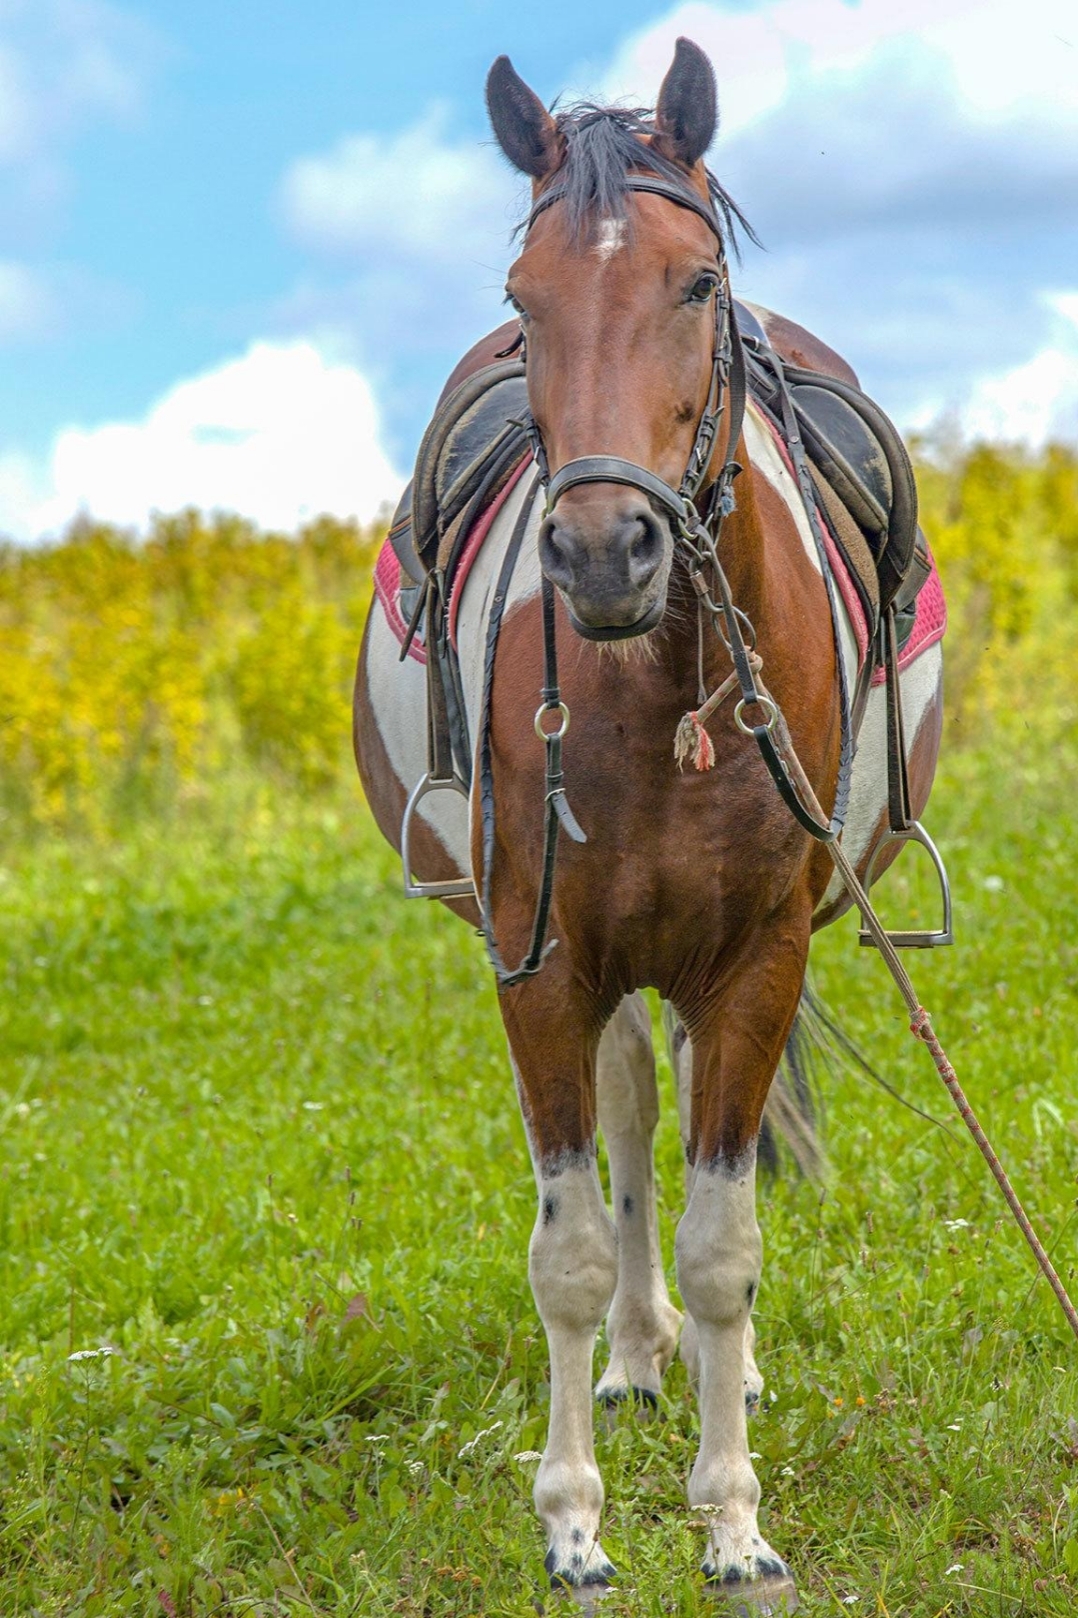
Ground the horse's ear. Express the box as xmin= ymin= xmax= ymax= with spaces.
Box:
xmin=654 ymin=37 xmax=717 ymax=168
xmin=486 ymin=55 xmax=560 ymax=179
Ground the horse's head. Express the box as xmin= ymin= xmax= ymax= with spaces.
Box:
xmin=487 ymin=39 xmax=736 ymax=641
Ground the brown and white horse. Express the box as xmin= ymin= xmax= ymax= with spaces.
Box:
xmin=354 ymin=39 xmax=942 ymax=1608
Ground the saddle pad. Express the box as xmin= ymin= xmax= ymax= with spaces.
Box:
xmin=375 ymin=438 xmax=945 ymax=687
xmin=756 ymin=407 xmax=945 ymax=684
xmin=374 ymin=452 xmax=532 ymax=666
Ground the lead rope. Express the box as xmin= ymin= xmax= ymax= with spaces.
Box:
xmin=765 ymin=712 xmax=1078 ymax=1344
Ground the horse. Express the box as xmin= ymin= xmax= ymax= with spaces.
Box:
xmin=354 ymin=38 xmax=944 ymax=1609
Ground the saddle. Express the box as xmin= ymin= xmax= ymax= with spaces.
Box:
xmin=392 ymin=313 xmax=949 ymax=944
xmin=389 ymin=360 xmax=529 ymax=591
xmin=742 ymin=340 xmax=930 ymax=646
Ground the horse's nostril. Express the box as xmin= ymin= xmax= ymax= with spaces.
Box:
xmin=626 ymin=510 xmax=665 ymax=588
xmin=539 ymin=517 xmax=577 ymax=591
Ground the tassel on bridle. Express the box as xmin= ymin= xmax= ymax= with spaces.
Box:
xmin=674 ymin=711 xmax=716 ymax=771
xmin=673 ymin=651 xmax=762 ymax=773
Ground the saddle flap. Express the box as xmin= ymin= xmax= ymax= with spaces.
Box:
xmin=747 ymin=348 xmax=922 ymax=619
xmin=435 ymin=374 xmax=530 ymax=517
xmin=387 ymin=479 xmax=426 ymax=587
xmin=411 ymin=359 xmax=528 ymax=572
xmin=790 ymin=384 xmax=891 ymax=544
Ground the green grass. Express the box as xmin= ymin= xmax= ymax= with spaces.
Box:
xmin=1 ymin=744 xmax=1076 ymax=1617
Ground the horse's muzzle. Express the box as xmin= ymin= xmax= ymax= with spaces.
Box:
xmin=539 ymin=498 xmax=670 ymax=639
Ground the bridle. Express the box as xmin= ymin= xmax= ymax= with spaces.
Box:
xmin=479 ymin=171 xmax=852 ymax=989
xmin=522 ymin=174 xmax=743 ymax=537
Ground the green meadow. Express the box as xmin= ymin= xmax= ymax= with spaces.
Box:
xmin=1 ymin=453 xmax=1077 ymax=1615
xmin=0 ymin=745 xmax=1075 ymax=1617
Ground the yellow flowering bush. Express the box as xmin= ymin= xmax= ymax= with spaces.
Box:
xmin=912 ymin=438 xmax=1078 ymax=736
xmin=0 ymin=439 xmax=1073 ymax=837
xmin=0 ymin=510 xmax=381 ymax=835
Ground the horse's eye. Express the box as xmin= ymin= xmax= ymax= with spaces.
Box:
xmin=687 ymin=275 xmax=717 ymax=304
xmin=506 ymin=292 xmax=530 ymax=323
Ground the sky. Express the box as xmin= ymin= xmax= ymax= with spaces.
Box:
xmin=1 ymin=0 xmax=1076 ymax=541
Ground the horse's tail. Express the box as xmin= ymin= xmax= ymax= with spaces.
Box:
xmin=665 ymin=987 xmax=844 ymax=1182
xmin=759 ymin=992 xmax=826 ymax=1180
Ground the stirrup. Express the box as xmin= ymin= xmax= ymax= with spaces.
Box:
xmin=401 ymin=773 xmax=476 ymax=900
xmin=857 ymin=820 xmax=954 ymax=948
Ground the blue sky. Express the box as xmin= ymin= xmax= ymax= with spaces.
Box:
xmin=1 ymin=0 xmax=1076 ymax=538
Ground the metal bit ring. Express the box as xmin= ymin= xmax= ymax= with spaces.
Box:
xmin=535 ymin=702 xmax=570 ymax=741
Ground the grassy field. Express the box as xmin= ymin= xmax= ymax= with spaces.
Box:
xmin=1 ymin=731 xmax=1076 ymax=1617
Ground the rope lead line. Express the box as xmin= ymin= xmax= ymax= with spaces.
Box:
xmin=767 ymin=697 xmax=1078 ymax=1345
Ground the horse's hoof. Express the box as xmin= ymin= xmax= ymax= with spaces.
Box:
xmin=595 ymin=1385 xmax=653 ymax=1410
xmin=596 ymin=1384 xmax=659 ymax=1429
xmin=545 ymin=1565 xmax=616 ymax=1612
xmin=705 ymin=1569 xmax=799 ymax=1614
xmin=554 ymin=1581 xmax=614 ymax=1611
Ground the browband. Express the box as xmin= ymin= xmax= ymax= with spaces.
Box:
xmin=527 ymin=174 xmax=725 ymax=246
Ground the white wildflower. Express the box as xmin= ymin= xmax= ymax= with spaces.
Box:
xmin=945 ymin=1563 xmax=964 ymax=1576
xmin=513 ymin=1450 xmax=543 ymax=1464
xmin=943 ymin=1218 xmax=970 ymax=1231
xmin=68 ymin=1346 xmax=118 ymax=1363
xmin=457 ymin=1419 xmax=503 ymax=1458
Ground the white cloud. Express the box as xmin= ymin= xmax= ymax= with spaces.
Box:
xmin=268 ymin=1 xmax=1078 ymax=454
xmin=602 ymin=0 xmax=1076 ymax=138
xmin=0 ymin=341 xmax=405 ymax=543
xmin=281 ymin=106 xmax=518 ymax=264
xmin=276 ymin=108 xmax=525 ymax=420
xmin=952 ymin=294 xmax=1078 ymax=444
xmin=593 ymin=0 xmax=1078 ymax=436
xmin=0 ymin=1 xmax=156 ymax=169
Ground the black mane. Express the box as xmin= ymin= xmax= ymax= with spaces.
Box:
xmin=522 ymin=103 xmax=758 ymax=257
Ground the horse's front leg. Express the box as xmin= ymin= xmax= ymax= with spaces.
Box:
xmin=675 ymin=929 xmax=807 ymax=1606
xmin=594 ymin=992 xmax=682 ymax=1411
xmin=673 ymin=1020 xmax=764 ymax=1412
xmin=502 ymin=981 xmax=619 ymax=1594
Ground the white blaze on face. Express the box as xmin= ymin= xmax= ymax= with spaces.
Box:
xmin=595 ymin=218 xmax=627 ymax=260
